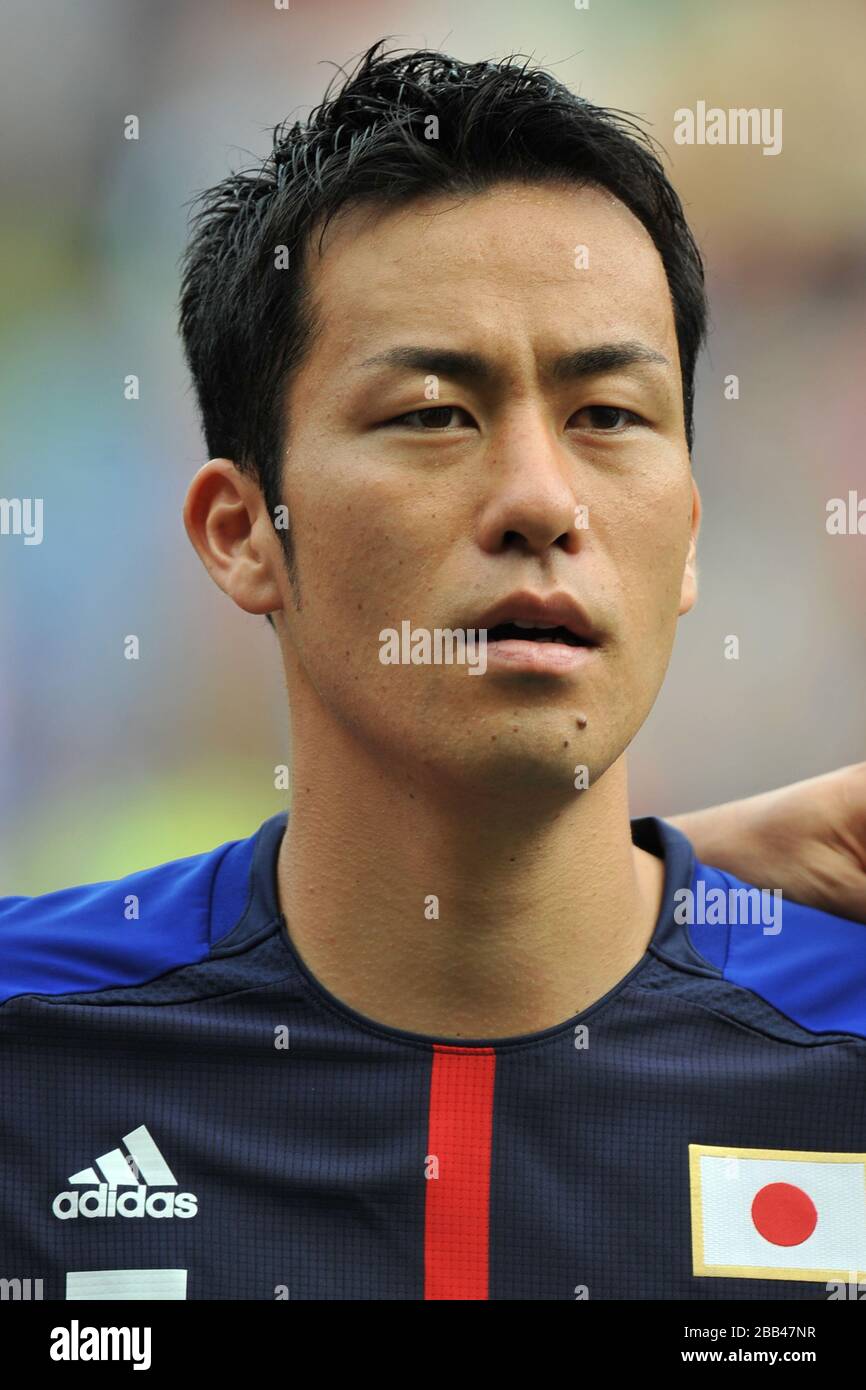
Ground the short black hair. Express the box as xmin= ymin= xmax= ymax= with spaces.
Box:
xmin=179 ymin=37 xmax=708 ymax=558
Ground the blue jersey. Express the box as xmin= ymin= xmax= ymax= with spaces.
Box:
xmin=2 ymin=813 xmax=866 ymax=1301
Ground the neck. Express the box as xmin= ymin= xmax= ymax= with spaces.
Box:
xmin=276 ymin=718 xmax=665 ymax=1041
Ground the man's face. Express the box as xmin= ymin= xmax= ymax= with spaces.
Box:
xmin=274 ymin=180 xmax=699 ymax=796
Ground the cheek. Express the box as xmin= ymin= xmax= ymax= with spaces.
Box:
xmin=287 ymin=463 xmax=451 ymax=661
xmin=601 ymin=478 xmax=692 ymax=640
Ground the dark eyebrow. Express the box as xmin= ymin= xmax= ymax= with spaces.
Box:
xmin=550 ymin=341 xmax=670 ymax=380
xmin=356 ymin=340 xmax=670 ymax=384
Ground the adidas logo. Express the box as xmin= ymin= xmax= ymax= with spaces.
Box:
xmin=51 ymin=1125 xmax=198 ymax=1220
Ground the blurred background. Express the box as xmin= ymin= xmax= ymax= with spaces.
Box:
xmin=1 ymin=0 xmax=864 ymax=893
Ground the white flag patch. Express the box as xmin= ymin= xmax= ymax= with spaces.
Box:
xmin=689 ymin=1143 xmax=866 ymax=1281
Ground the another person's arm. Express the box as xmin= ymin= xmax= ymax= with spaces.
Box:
xmin=668 ymin=762 xmax=866 ymax=923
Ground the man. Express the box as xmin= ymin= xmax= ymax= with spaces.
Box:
xmin=1 ymin=41 xmax=864 ymax=1301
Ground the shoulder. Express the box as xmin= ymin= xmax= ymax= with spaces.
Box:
xmin=0 ymin=827 xmax=262 ymax=1006
xmin=686 ymin=856 xmax=866 ymax=1038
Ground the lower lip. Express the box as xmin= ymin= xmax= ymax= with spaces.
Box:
xmin=483 ymin=639 xmax=599 ymax=674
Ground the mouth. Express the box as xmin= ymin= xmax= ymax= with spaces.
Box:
xmin=472 ymin=592 xmax=603 ymax=675
xmin=484 ymin=621 xmax=592 ymax=648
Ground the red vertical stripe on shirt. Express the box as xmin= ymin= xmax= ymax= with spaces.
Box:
xmin=424 ymin=1043 xmax=496 ymax=1300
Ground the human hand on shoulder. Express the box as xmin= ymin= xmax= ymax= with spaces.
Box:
xmin=668 ymin=762 xmax=866 ymax=924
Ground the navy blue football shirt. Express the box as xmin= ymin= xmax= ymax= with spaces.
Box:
xmin=2 ymin=813 xmax=866 ymax=1300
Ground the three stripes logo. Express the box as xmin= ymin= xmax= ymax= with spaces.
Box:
xmin=52 ymin=1125 xmax=198 ymax=1221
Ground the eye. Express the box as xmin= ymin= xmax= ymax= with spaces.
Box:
xmin=569 ymin=406 xmax=644 ymax=431
xmin=382 ymin=405 xmax=475 ymax=430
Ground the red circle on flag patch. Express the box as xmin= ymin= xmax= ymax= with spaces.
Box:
xmin=751 ymin=1182 xmax=818 ymax=1246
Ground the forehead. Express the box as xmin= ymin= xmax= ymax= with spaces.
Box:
xmin=303 ymin=181 xmax=678 ymax=373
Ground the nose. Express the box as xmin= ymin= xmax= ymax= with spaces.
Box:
xmin=475 ymin=409 xmax=583 ymax=558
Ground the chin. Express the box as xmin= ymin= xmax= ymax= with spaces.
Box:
xmin=437 ymin=739 xmax=605 ymax=800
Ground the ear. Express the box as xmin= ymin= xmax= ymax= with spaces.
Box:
xmin=183 ymin=458 xmax=283 ymax=616
xmin=678 ymin=477 xmax=701 ymax=617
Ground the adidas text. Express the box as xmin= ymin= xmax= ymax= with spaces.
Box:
xmin=52 ymin=1184 xmax=198 ymax=1219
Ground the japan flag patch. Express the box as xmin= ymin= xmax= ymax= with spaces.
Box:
xmin=689 ymin=1143 xmax=866 ymax=1282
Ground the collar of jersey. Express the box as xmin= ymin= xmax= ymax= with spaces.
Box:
xmin=213 ymin=809 xmax=715 ymax=1046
